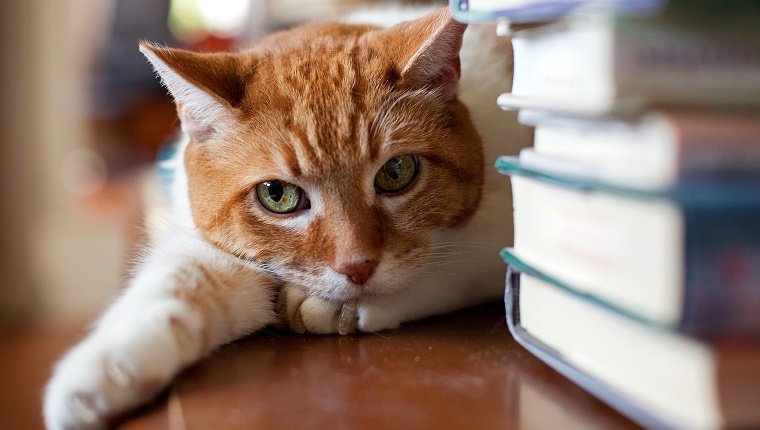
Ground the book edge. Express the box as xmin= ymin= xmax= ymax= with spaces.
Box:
xmin=504 ymin=267 xmax=679 ymax=430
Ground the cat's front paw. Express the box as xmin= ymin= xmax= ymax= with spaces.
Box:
xmin=278 ymin=284 xmax=358 ymax=335
xmin=45 ymin=313 xmax=188 ymax=429
xmin=277 ymin=284 xmax=404 ymax=334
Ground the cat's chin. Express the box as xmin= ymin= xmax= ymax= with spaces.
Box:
xmin=305 ymin=277 xmax=404 ymax=304
xmin=310 ymin=283 xmax=381 ymax=303
xmin=292 ymin=262 xmax=408 ymax=303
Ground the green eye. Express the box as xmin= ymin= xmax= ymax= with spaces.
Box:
xmin=256 ymin=180 xmax=308 ymax=214
xmin=374 ymin=155 xmax=419 ymax=194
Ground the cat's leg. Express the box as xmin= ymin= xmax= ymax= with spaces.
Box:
xmin=44 ymin=231 xmax=278 ymax=430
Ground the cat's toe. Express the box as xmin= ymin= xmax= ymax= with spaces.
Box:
xmin=338 ymin=302 xmax=358 ymax=335
xmin=298 ymin=296 xmax=344 ymax=334
xmin=278 ymin=284 xmax=307 ymax=333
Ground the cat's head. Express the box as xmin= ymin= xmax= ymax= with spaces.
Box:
xmin=141 ymin=7 xmax=483 ymax=301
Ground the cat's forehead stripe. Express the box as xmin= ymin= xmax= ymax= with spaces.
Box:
xmin=262 ymin=45 xmax=385 ymax=172
xmin=280 ymin=141 xmax=302 ymax=177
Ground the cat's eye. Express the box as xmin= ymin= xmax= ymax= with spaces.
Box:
xmin=256 ymin=180 xmax=309 ymax=214
xmin=374 ymin=155 xmax=419 ymax=194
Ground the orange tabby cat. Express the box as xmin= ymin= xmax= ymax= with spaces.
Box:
xmin=44 ymin=7 xmax=530 ymax=429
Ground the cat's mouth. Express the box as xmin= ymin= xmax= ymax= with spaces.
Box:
xmin=226 ymin=248 xmax=405 ymax=301
xmin=315 ymin=278 xmax=389 ymax=302
xmin=308 ymin=263 xmax=404 ymax=303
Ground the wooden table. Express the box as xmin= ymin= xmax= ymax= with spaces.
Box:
xmin=116 ymin=303 xmax=638 ymax=430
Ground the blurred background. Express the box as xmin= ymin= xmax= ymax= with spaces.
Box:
xmin=0 ymin=1 xmax=439 ymax=427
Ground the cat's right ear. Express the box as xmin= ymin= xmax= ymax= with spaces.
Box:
xmin=139 ymin=42 xmax=248 ymax=140
xmin=367 ymin=7 xmax=467 ymax=99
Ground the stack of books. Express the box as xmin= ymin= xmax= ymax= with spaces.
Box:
xmin=454 ymin=1 xmax=760 ymax=428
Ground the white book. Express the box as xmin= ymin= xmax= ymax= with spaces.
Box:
xmin=507 ymin=270 xmax=760 ymax=430
xmin=498 ymin=156 xmax=760 ymax=334
xmin=510 ymin=173 xmax=685 ymax=326
xmin=518 ymin=111 xmax=760 ymax=190
xmin=500 ymin=10 xmax=760 ymax=114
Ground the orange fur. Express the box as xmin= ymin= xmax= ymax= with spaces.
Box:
xmin=44 ymin=9 xmax=525 ymax=428
xmin=145 ymin=10 xmax=483 ymax=298
xmin=143 ymin=8 xmax=487 ymax=300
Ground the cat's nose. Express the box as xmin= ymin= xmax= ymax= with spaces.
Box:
xmin=337 ymin=259 xmax=378 ymax=285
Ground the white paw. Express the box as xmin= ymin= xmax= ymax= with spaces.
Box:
xmin=356 ymin=301 xmax=401 ymax=333
xmin=44 ymin=308 xmax=191 ymax=429
xmin=278 ymin=284 xmax=401 ymax=334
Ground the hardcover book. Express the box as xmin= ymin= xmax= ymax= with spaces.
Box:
xmin=498 ymin=5 xmax=760 ymax=114
xmin=497 ymin=157 xmax=760 ymax=335
xmin=504 ymin=266 xmax=760 ymax=430
xmin=516 ymin=110 xmax=760 ymax=190
xmin=449 ymin=0 xmax=661 ymax=23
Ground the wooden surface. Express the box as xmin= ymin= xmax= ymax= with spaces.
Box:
xmin=114 ymin=303 xmax=639 ymax=430
xmin=0 ymin=325 xmax=86 ymax=429
xmin=0 ymin=303 xmax=639 ymax=429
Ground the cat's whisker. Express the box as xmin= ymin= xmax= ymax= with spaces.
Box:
xmin=429 ymin=244 xmax=496 ymax=252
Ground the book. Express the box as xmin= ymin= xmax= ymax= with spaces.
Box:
xmin=504 ymin=266 xmax=760 ymax=430
xmin=516 ymin=110 xmax=760 ymax=190
xmin=496 ymin=157 xmax=760 ymax=335
xmin=498 ymin=5 xmax=760 ymax=114
xmin=449 ymin=0 xmax=661 ymax=24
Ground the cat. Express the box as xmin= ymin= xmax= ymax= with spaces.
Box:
xmin=44 ymin=6 xmax=531 ymax=429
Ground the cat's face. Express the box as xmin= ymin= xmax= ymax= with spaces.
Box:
xmin=142 ymin=8 xmax=483 ymax=301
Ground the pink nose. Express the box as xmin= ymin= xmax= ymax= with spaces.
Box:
xmin=337 ymin=259 xmax=378 ymax=285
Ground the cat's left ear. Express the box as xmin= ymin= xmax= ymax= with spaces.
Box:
xmin=139 ymin=43 xmax=249 ymax=140
xmin=369 ymin=7 xmax=467 ymax=99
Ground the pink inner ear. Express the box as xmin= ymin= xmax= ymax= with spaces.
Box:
xmin=409 ymin=44 xmax=462 ymax=99
xmin=436 ymin=54 xmax=461 ymax=96
xmin=176 ymin=102 xmax=215 ymax=140
xmin=399 ymin=13 xmax=467 ymax=98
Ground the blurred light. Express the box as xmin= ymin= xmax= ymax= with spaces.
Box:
xmin=169 ymin=0 xmax=250 ymax=44
xmin=169 ymin=0 xmax=206 ymax=44
xmin=199 ymin=0 xmax=250 ymax=37
xmin=60 ymin=148 xmax=108 ymax=198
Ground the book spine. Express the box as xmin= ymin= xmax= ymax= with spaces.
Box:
xmin=678 ymin=182 xmax=760 ymax=336
xmin=614 ymin=19 xmax=760 ymax=107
